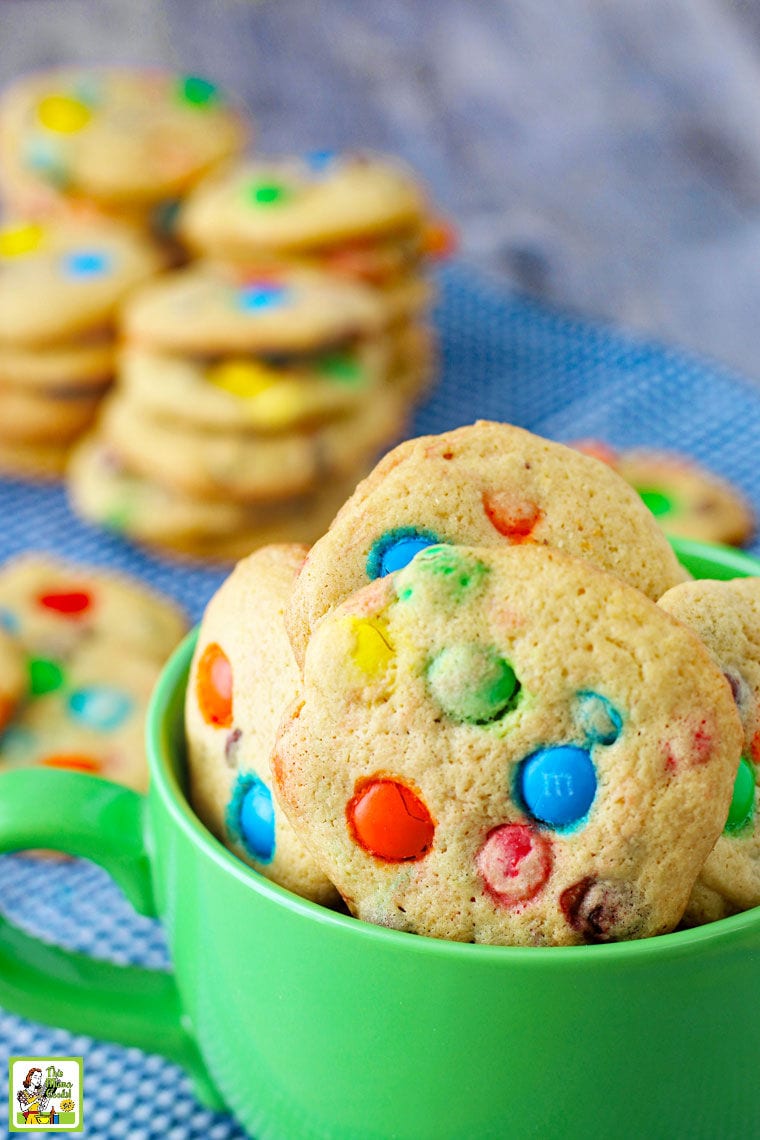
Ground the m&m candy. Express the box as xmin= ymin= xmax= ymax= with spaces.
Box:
xmin=196 ymin=642 xmax=233 ymax=728
xmin=724 ymin=756 xmax=755 ymax=834
xmin=347 ymin=617 xmax=393 ymax=678
xmin=37 ymin=588 xmax=92 ymax=617
xmin=238 ymin=776 xmax=276 ymax=863
xmin=476 ymin=823 xmax=553 ymax=905
xmin=347 ymin=777 xmax=434 ymax=862
xmin=366 ymin=527 xmax=440 ymax=579
xmin=427 ymin=645 xmax=520 ymax=724
xmin=517 ymin=745 xmax=597 ymax=830
xmin=37 ymin=94 xmax=92 ymax=133
xmin=0 ymin=223 xmax=45 ymax=258
xmin=62 ymin=250 xmax=111 ymax=278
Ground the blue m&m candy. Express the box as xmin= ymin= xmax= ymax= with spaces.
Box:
xmin=305 ymin=149 xmax=337 ymax=173
xmin=68 ymin=686 xmax=133 ymax=731
xmin=238 ymin=775 xmax=276 ymax=863
xmin=63 ymin=250 xmax=111 ymax=278
xmin=517 ymin=745 xmax=597 ymax=830
xmin=24 ymin=136 xmax=68 ymax=184
xmin=0 ymin=607 xmax=19 ymax=635
xmin=575 ymin=691 xmax=622 ymax=746
xmin=0 ymin=724 xmax=35 ymax=762
xmin=366 ymin=527 xmax=441 ymax=579
xmin=237 ymin=283 xmax=289 ymax=312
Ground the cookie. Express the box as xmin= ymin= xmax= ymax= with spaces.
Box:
xmin=318 ymin=231 xmax=426 ymax=287
xmin=0 ymin=67 xmax=245 ymax=214
xmin=122 ymin=263 xmax=386 ymax=356
xmin=186 ymin=544 xmax=339 ymax=903
xmin=0 ymin=553 xmax=187 ymax=662
xmin=0 ymin=627 xmax=26 ymax=731
xmin=0 ymin=337 xmax=115 ymax=391
xmin=571 ymin=441 xmax=755 ymax=547
xmin=376 ymin=274 xmax=435 ymax=326
xmin=0 ymin=383 xmax=101 ymax=444
xmin=97 ymin=383 xmax=407 ymax=503
xmin=0 ymin=218 xmax=161 ymax=347
xmin=180 ymin=152 xmax=427 ymax=262
xmin=274 ymin=543 xmax=742 ymax=945
xmin=658 ymin=577 xmax=760 ymax=921
xmin=68 ymin=439 xmax=374 ymax=560
xmin=389 ymin=322 xmax=437 ymax=398
xmin=118 ymin=340 xmax=388 ymax=433
xmin=0 ymin=437 xmax=71 ymax=480
xmin=287 ymin=422 xmax=690 ymax=666
xmin=615 ymin=449 xmax=754 ymax=547
xmin=0 ymin=637 xmax=163 ymax=793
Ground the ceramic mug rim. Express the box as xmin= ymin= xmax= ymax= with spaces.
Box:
xmin=149 ymin=538 xmax=760 ymax=967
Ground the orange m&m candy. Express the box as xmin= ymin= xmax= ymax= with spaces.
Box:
xmin=347 ymin=777 xmax=435 ymax=862
xmin=196 ymin=641 xmax=233 ymax=728
xmin=41 ymin=753 xmax=102 ymax=774
xmin=422 ymin=219 xmax=458 ymax=259
xmin=482 ymin=491 xmax=542 ymax=541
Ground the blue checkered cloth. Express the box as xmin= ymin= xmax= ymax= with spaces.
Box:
xmin=1 ymin=262 xmax=759 ymax=1139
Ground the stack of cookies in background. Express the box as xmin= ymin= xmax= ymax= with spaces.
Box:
xmin=0 ymin=218 xmax=160 ymax=477
xmin=179 ymin=152 xmax=445 ymax=399
xmin=70 ymin=261 xmax=410 ymax=559
xmin=69 ymin=151 xmax=446 ymax=560
xmin=0 ymin=67 xmax=447 ymax=560
xmin=0 ymin=66 xmax=246 ymax=478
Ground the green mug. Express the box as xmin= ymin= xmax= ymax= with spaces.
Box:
xmin=1 ymin=536 xmax=760 ymax=1140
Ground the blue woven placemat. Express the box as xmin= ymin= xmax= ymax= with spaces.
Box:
xmin=1 ymin=261 xmax=759 ymax=1139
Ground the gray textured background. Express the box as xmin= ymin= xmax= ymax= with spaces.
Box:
xmin=4 ymin=0 xmax=760 ymax=378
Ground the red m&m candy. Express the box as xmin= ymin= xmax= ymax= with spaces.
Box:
xmin=37 ymin=588 xmax=92 ymax=617
xmin=476 ymin=823 xmax=552 ymax=905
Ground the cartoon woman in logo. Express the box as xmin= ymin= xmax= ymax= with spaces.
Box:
xmin=16 ymin=1067 xmax=51 ymax=1125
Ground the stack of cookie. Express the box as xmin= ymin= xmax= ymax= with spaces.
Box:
xmin=0 ymin=553 xmax=187 ymax=792
xmin=184 ymin=421 xmax=759 ymax=948
xmin=0 ymin=69 xmax=447 ymax=552
xmin=0 ymin=66 xmax=247 ymax=477
xmin=179 ymin=151 xmax=445 ymax=399
xmin=68 ymin=150 xmax=446 ymax=559
xmin=69 ymin=261 xmax=410 ymax=559
xmin=0 ymin=217 xmax=160 ymax=477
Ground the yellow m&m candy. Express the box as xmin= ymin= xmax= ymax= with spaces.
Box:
xmin=0 ymin=222 xmax=45 ymax=258
xmin=207 ymin=359 xmax=279 ymax=399
xmin=347 ymin=617 xmax=394 ymax=677
xmin=37 ymin=94 xmax=92 ymax=133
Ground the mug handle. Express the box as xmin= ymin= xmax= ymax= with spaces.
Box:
xmin=0 ymin=766 xmax=224 ymax=1110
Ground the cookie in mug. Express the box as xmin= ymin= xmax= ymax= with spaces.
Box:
xmin=287 ymin=421 xmax=690 ymax=665
xmin=659 ymin=577 xmax=760 ymax=922
xmin=275 ymin=544 xmax=741 ymax=945
xmin=186 ymin=545 xmax=339 ymax=905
